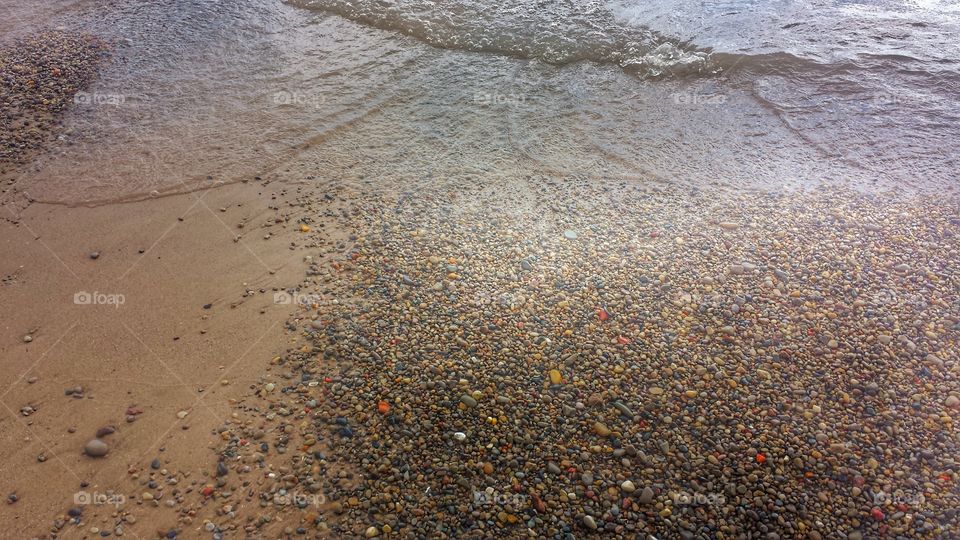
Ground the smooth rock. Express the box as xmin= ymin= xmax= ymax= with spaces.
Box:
xmin=84 ymin=439 xmax=109 ymax=458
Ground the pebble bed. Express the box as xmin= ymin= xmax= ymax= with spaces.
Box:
xmin=205 ymin=179 xmax=958 ymax=539
xmin=0 ymin=31 xmax=110 ymax=165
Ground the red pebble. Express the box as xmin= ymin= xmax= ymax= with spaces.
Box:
xmin=755 ymin=453 xmax=766 ymax=464
xmin=201 ymin=486 xmax=214 ymax=497
xmin=871 ymin=507 xmax=885 ymax=521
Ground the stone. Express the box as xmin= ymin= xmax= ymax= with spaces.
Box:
xmin=593 ymin=422 xmax=611 ymax=437
xmin=582 ymin=515 xmax=597 ymax=530
xmin=613 ymin=401 xmax=634 ymax=418
xmin=84 ymin=439 xmax=109 ymax=458
xmin=638 ymin=486 xmax=655 ymax=504
xmin=621 ymin=480 xmax=636 ymax=493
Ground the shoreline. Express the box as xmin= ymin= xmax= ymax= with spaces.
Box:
xmin=0 ymin=13 xmax=957 ymax=539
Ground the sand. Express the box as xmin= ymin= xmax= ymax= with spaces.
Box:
xmin=0 ymin=177 xmax=352 ymax=537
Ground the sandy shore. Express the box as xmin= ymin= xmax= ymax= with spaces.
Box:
xmin=2 ymin=146 xmax=959 ymax=540
xmin=1 ymin=21 xmax=958 ymax=540
xmin=0 ymin=176 xmax=355 ymax=538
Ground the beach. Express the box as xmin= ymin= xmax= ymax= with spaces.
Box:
xmin=1 ymin=0 xmax=959 ymax=538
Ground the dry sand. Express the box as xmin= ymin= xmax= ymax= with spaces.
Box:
xmin=0 ymin=176 xmax=351 ymax=537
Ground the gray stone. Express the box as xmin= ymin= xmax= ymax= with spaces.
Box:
xmin=84 ymin=439 xmax=109 ymax=458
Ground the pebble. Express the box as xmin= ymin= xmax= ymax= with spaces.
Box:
xmin=613 ymin=401 xmax=634 ymax=418
xmin=201 ymin=182 xmax=960 ymax=540
xmin=0 ymin=31 xmax=110 ymax=164
xmin=83 ymin=439 xmax=109 ymax=458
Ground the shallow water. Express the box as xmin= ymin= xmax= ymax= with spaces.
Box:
xmin=1 ymin=0 xmax=957 ymax=205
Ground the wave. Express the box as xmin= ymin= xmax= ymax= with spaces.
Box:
xmin=288 ymin=0 xmax=714 ymax=78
